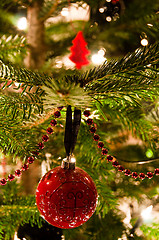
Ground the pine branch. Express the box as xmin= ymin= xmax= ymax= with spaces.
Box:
xmin=0 ymin=35 xmax=26 ymax=59
xmin=64 ymin=42 xmax=159 ymax=86
xmin=39 ymin=0 xmax=83 ymax=21
xmin=0 ymin=93 xmax=43 ymax=120
xmin=134 ymin=13 xmax=159 ymax=39
xmin=86 ymin=72 xmax=159 ymax=104
xmin=0 ymin=182 xmax=43 ymax=240
xmin=42 ymin=78 xmax=92 ymax=108
xmin=0 ymin=59 xmax=49 ymax=86
xmin=40 ymin=0 xmax=60 ymax=22
xmin=95 ymin=100 xmax=158 ymax=149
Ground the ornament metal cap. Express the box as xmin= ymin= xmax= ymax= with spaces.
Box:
xmin=61 ymin=155 xmax=76 ymax=170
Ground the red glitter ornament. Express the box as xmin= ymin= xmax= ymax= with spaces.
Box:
xmin=112 ymin=0 xmax=119 ymax=4
xmin=69 ymin=31 xmax=90 ymax=69
xmin=36 ymin=166 xmax=98 ymax=229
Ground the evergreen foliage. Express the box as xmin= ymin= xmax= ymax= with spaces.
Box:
xmin=0 ymin=0 xmax=159 ymax=239
xmin=0 ymin=181 xmax=42 ymax=240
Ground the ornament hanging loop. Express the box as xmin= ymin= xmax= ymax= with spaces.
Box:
xmin=61 ymin=155 xmax=76 ymax=170
xmin=63 ymin=105 xmax=81 ymax=169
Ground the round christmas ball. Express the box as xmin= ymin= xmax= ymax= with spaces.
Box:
xmin=36 ymin=166 xmax=98 ymax=229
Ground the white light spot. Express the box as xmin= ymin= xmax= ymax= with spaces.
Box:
xmin=141 ymin=38 xmax=148 ymax=46
xmin=147 ymin=23 xmax=153 ymax=27
xmin=45 ymin=153 xmax=51 ymax=158
xmin=91 ymin=51 xmax=106 ymax=65
xmin=106 ymin=0 xmax=111 ymax=2
xmin=61 ymin=8 xmax=69 ymax=17
xmin=55 ymin=60 xmax=63 ymax=68
xmin=99 ymin=8 xmax=105 ymax=13
xmin=141 ymin=205 xmax=153 ymax=222
xmin=70 ymin=157 xmax=76 ymax=163
xmin=106 ymin=16 xmax=112 ymax=22
xmin=17 ymin=17 xmax=27 ymax=30
xmin=98 ymin=48 xmax=106 ymax=56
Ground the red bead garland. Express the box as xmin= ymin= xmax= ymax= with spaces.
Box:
xmin=147 ymin=172 xmax=153 ymax=179
xmin=50 ymin=119 xmax=57 ymax=126
xmin=84 ymin=109 xmax=158 ymax=181
xmin=46 ymin=127 xmax=53 ymax=134
xmin=125 ymin=169 xmax=131 ymax=176
xmin=0 ymin=109 xmax=62 ymax=186
xmin=27 ymin=156 xmax=35 ymax=164
xmin=8 ymin=174 xmax=15 ymax=181
xmin=15 ymin=169 xmax=21 ymax=177
xmin=1 ymin=107 xmax=158 ymax=186
xmin=132 ymin=172 xmax=138 ymax=179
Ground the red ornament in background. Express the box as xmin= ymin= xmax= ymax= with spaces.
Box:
xmin=69 ymin=31 xmax=90 ymax=69
xmin=36 ymin=165 xmax=98 ymax=229
xmin=111 ymin=0 xmax=119 ymax=4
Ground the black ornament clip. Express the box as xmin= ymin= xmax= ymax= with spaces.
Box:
xmin=62 ymin=105 xmax=81 ymax=170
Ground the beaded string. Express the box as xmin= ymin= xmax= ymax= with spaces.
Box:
xmin=1 ymin=107 xmax=159 ymax=186
xmin=0 ymin=108 xmax=63 ymax=186
xmin=83 ymin=109 xmax=159 ymax=180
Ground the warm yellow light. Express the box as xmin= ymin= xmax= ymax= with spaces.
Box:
xmin=106 ymin=16 xmax=112 ymax=22
xmin=147 ymin=23 xmax=153 ymax=27
xmin=17 ymin=17 xmax=27 ymax=30
xmin=141 ymin=38 xmax=148 ymax=46
xmin=141 ymin=205 xmax=153 ymax=222
xmin=61 ymin=8 xmax=69 ymax=17
xmin=98 ymin=48 xmax=105 ymax=56
xmin=99 ymin=8 xmax=104 ymax=13
xmin=91 ymin=51 xmax=106 ymax=65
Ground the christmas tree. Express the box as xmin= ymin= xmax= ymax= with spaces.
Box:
xmin=0 ymin=0 xmax=159 ymax=239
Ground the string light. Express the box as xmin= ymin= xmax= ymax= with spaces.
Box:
xmin=145 ymin=149 xmax=154 ymax=158
xmin=91 ymin=49 xmax=106 ymax=65
xmin=147 ymin=23 xmax=153 ymax=27
xmin=106 ymin=16 xmax=112 ymax=22
xmin=141 ymin=38 xmax=148 ymax=46
xmin=99 ymin=8 xmax=105 ymax=13
xmin=141 ymin=205 xmax=153 ymax=222
xmin=61 ymin=8 xmax=69 ymax=17
xmin=17 ymin=17 xmax=27 ymax=30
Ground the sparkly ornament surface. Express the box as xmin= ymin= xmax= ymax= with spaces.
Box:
xmin=69 ymin=31 xmax=90 ymax=69
xmin=36 ymin=166 xmax=98 ymax=229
